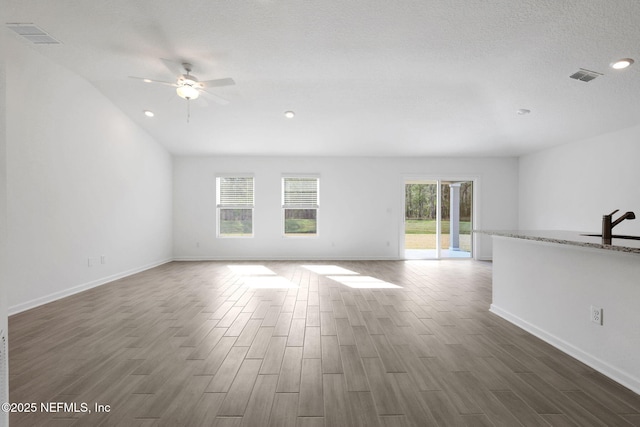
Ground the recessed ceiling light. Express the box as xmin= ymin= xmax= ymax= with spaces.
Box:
xmin=284 ymin=111 xmax=295 ymax=119
xmin=517 ymin=109 xmax=531 ymax=115
xmin=144 ymin=110 xmax=154 ymax=117
xmin=610 ymin=58 xmax=634 ymax=70
xmin=143 ymin=79 xmax=152 ymax=83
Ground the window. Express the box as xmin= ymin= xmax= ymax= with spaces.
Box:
xmin=217 ymin=176 xmax=254 ymax=237
xmin=282 ymin=176 xmax=319 ymax=236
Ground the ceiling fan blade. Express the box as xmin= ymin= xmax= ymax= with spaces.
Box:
xmin=200 ymin=89 xmax=230 ymax=105
xmin=160 ymin=58 xmax=186 ymax=76
xmin=194 ymin=97 xmax=210 ymax=108
xmin=129 ymin=76 xmax=177 ymax=87
xmin=201 ymin=77 xmax=235 ymax=88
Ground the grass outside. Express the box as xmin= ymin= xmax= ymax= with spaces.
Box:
xmin=220 ymin=218 xmax=469 ymax=243
xmin=220 ymin=219 xmax=317 ymax=236
xmin=405 ymin=219 xmax=471 ymax=234
xmin=405 ymin=233 xmax=472 ymax=251
xmin=220 ymin=220 xmax=252 ymax=236
xmin=405 ymin=220 xmax=472 ymax=250
xmin=285 ymin=219 xmax=317 ymax=235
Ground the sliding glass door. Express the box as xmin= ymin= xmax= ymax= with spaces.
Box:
xmin=403 ymin=178 xmax=474 ymax=259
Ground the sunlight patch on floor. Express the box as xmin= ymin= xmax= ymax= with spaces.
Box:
xmin=327 ymin=275 xmax=402 ymax=289
xmin=227 ymin=264 xmax=297 ymax=288
xmin=301 ymin=265 xmax=359 ymax=275
xmin=302 ymin=264 xmax=401 ymax=289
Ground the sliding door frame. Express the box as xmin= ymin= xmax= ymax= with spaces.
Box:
xmin=400 ymin=174 xmax=480 ymax=260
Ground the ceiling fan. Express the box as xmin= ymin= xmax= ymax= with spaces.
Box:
xmin=130 ymin=59 xmax=235 ymax=105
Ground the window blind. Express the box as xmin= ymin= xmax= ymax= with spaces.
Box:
xmin=283 ymin=177 xmax=318 ymax=207
xmin=218 ymin=177 xmax=254 ymax=206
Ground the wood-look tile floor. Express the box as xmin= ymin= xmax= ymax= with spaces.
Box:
xmin=8 ymin=260 xmax=640 ymax=426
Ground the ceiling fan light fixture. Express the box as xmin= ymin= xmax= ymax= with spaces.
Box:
xmin=131 ymin=60 xmax=235 ymax=109
xmin=176 ymin=84 xmax=199 ymax=100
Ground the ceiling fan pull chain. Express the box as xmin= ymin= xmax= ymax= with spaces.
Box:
xmin=187 ymin=99 xmax=191 ymax=123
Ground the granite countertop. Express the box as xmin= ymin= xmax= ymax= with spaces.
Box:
xmin=474 ymin=229 xmax=640 ymax=255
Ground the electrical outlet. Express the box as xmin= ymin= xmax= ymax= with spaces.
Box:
xmin=590 ymin=306 xmax=603 ymax=325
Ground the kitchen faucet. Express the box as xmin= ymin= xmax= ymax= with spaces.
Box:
xmin=602 ymin=209 xmax=636 ymax=244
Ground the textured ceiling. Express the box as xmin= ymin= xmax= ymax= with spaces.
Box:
xmin=5 ymin=0 xmax=640 ymax=156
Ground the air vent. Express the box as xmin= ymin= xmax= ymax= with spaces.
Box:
xmin=569 ymin=68 xmax=603 ymax=82
xmin=6 ymin=23 xmax=61 ymax=44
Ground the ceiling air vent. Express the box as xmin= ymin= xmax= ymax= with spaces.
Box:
xmin=6 ymin=23 xmax=61 ymax=44
xmin=569 ymin=68 xmax=603 ymax=82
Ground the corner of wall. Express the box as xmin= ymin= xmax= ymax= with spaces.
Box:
xmin=0 ymin=27 xmax=10 ymax=427
xmin=517 ymin=128 xmax=640 ymax=233
xmin=6 ymin=37 xmax=174 ymax=315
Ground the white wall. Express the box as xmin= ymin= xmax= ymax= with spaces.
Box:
xmin=519 ymin=124 xmax=640 ymax=235
xmin=173 ymin=156 xmax=518 ymax=260
xmin=0 ymin=30 xmax=9 ymax=427
xmin=6 ymin=37 xmax=173 ymax=314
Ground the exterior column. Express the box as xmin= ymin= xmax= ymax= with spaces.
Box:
xmin=449 ymin=183 xmax=461 ymax=251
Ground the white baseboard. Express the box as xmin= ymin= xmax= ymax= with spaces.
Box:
xmin=172 ymin=256 xmax=400 ymax=261
xmin=173 ymin=255 xmax=491 ymax=262
xmin=8 ymin=258 xmax=173 ymax=315
xmin=490 ymin=304 xmax=640 ymax=395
